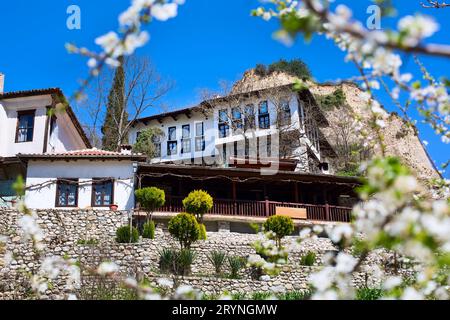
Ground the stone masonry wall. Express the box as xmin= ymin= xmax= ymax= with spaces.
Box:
xmin=0 ymin=209 xmax=404 ymax=299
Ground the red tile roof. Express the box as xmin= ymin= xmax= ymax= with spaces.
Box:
xmin=17 ymin=148 xmax=147 ymax=161
xmin=61 ymin=149 xmax=124 ymax=156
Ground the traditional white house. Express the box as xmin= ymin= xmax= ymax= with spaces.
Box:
xmin=18 ymin=148 xmax=145 ymax=210
xmin=128 ymin=84 xmax=334 ymax=174
xmin=0 ymin=76 xmax=145 ymax=210
xmin=0 ymin=80 xmax=92 ymax=207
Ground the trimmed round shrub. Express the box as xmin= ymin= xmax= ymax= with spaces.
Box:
xmin=116 ymin=225 xmax=139 ymax=243
xmin=263 ymin=215 xmax=295 ymax=248
xmin=182 ymin=190 xmax=213 ymax=222
xmin=198 ymin=223 xmax=207 ymax=240
xmin=135 ymin=187 xmax=165 ymax=222
xmin=142 ymin=221 xmax=155 ymax=239
xmin=168 ymin=213 xmax=200 ymax=249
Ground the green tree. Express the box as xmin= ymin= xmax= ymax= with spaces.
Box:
xmin=168 ymin=213 xmax=200 ymax=249
xmin=135 ymin=187 xmax=165 ymax=223
xmin=101 ymin=56 xmax=128 ymax=151
xmin=263 ymin=215 xmax=295 ymax=249
xmin=182 ymin=190 xmax=213 ymax=223
xmin=132 ymin=127 xmax=164 ymax=159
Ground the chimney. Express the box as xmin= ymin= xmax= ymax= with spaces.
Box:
xmin=120 ymin=144 xmax=132 ymax=155
xmin=0 ymin=73 xmax=4 ymax=94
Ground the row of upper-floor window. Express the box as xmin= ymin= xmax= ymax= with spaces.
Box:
xmin=217 ymin=100 xmax=291 ymax=138
xmin=135 ymin=122 xmax=206 ymax=157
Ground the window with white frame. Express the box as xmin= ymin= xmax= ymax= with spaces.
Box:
xmin=181 ymin=124 xmax=191 ymax=154
xmin=167 ymin=126 xmax=177 ymax=156
xmin=258 ymin=101 xmax=270 ymax=129
xmin=218 ymin=109 xmax=230 ymax=138
xmin=195 ymin=122 xmax=205 ymax=151
xmin=231 ymin=107 xmax=243 ymax=134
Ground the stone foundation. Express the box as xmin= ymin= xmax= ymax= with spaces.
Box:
xmin=0 ymin=209 xmax=408 ymax=299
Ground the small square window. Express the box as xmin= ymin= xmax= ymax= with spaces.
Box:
xmin=16 ymin=110 xmax=35 ymax=143
xmin=195 ymin=137 xmax=205 ymax=151
xmin=218 ymin=123 xmax=229 ymax=138
xmin=168 ymin=126 xmax=176 ymax=141
xmin=258 ymin=101 xmax=268 ymax=115
xmin=56 ymin=179 xmax=78 ymax=207
xmin=196 ymin=122 xmax=204 ymax=136
xmin=181 ymin=138 xmax=191 ymax=154
xmin=167 ymin=141 xmax=177 ymax=155
xmin=219 ymin=109 xmax=228 ymax=123
xmin=91 ymin=179 xmax=114 ymax=207
xmin=182 ymin=124 xmax=190 ymax=139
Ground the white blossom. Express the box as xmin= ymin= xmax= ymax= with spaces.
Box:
xmin=398 ymin=15 xmax=439 ymax=46
xmin=97 ymin=261 xmax=119 ymax=275
xmin=157 ymin=278 xmax=174 ymax=288
xmin=151 ymin=3 xmax=178 ymax=21
xmin=95 ymin=32 xmax=121 ymax=55
xmin=335 ymin=253 xmax=357 ymax=274
xmin=328 ymin=224 xmax=353 ymax=243
xmin=401 ymin=287 xmax=424 ymax=300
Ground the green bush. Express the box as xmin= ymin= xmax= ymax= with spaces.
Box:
xmin=232 ymin=292 xmax=247 ymax=300
xmin=176 ymin=248 xmax=196 ymax=276
xmin=158 ymin=247 xmax=196 ymax=276
xmin=253 ymin=59 xmax=312 ymax=79
xmin=168 ymin=213 xmax=200 ymax=249
xmin=135 ymin=187 xmax=165 ymax=222
xmin=299 ymin=251 xmax=316 ymax=266
xmin=356 ymin=287 xmax=384 ymax=300
xmin=228 ymin=256 xmax=246 ymax=279
xmin=159 ymin=248 xmax=176 ymax=274
xmin=277 ymin=289 xmax=313 ymax=300
xmin=182 ymin=190 xmax=213 ymax=222
xmin=315 ymin=88 xmax=346 ymax=110
xmin=263 ymin=215 xmax=295 ymax=249
xmin=207 ymin=250 xmax=227 ymax=276
xmin=115 ymin=226 xmax=139 ymax=243
xmin=198 ymin=223 xmax=207 ymax=240
xmin=250 ymin=292 xmax=272 ymax=300
xmin=142 ymin=221 xmax=155 ymax=239
xmin=268 ymin=59 xmax=312 ymax=79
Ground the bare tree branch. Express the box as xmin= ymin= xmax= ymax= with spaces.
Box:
xmin=81 ymin=56 xmax=173 ymax=150
xmin=302 ymin=0 xmax=450 ymax=58
xmin=421 ymin=0 xmax=450 ymax=8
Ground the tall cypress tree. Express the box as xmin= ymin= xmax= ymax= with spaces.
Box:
xmin=101 ymin=56 xmax=128 ymax=151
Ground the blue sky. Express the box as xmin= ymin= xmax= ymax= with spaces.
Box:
xmin=0 ymin=1 xmax=448 ymax=176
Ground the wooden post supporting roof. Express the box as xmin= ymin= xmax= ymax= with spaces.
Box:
xmin=294 ymin=182 xmax=299 ymax=203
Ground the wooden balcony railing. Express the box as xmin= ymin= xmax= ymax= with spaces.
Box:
xmin=157 ymin=197 xmax=352 ymax=222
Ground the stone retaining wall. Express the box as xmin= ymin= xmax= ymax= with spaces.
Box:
xmin=0 ymin=209 xmax=404 ymax=300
